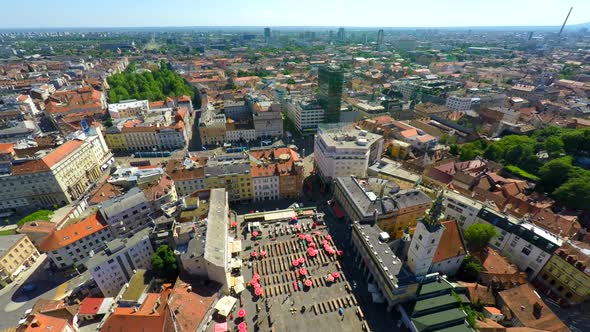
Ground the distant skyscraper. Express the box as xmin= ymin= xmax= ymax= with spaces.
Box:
xmin=317 ymin=65 xmax=344 ymax=123
xmin=328 ymin=30 xmax=334 ymax=41
xmin=264 ymin=27 xmax=271 ymax=44
xmin=377 ymin=29 xmax=384 ymax=50
xmin=337 ymin=28 xmax=345 ymax=42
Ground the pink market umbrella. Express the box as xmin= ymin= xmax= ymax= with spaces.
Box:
xmin=254 ymin=288 xmax=262 ymax=296
xmin=250 ymin=251 xmax=257 ymax=258
xmin=328 ymin=249 xmax=335 ymax=255
xmin=294 ymin=223 xmax=300 ymax=228
xmin=298 ymin=257 xmax=305 ymax=264
xmin=337 ymin=250 xmax=343 ymax=256
xmin=231 ymin=221 xmax=237 ymax=228
xmin=299 ymin=268 xmax=307 ymax=276
xmin=325 ymin=235 xmax=332 ymax=241
xmin=304 ymin=279 xmax=312 ymax=287
xmin=308 ymin=250 xmax=317 ymax=257
xmin=322 ymin=240 xmax=328 ymax=245
xmin=237 ymin=308 xmax=245 ymax=318
xmin=327 ymin=275 xmax=334 ymax=282
xmin=315 ymin=231 xmax=321 ymax=236
xmin=332 ymin=272 xmax=340 ymax=279
xmin=298 ymin=234 xmax=305 ymax=240
xmin=259 ymin=250 xmax=266 ymax=257
xmin=309 ymin=242 xmax=316 ymax=248
xmin=254 ymin=283 xmax=261 ymax=289
xmin=252 ymin=231 xmax=259 ymax=237
xmin=292 ymin=259 xmax=299 ymax=267
xmin=253 ymin=273 xmax=260 ymax=280
xmin=238 ymin=322 xmax=246 ymax=331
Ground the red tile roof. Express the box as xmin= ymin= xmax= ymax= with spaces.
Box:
xmin=498 ymin=284 xmax=569 ymax=332
xmin=39 ymin=213 xmax=107 ymax=252
xmin=100 ymin=285 xmax=173 ymax=332
xmin=432 ymin=220 xmax=466 ymax=263
xmin=41 ymin=140 xmax=84 ymax=168
xmin=79 ymin=298 xmax=105 ymax=315
xmin=23 ymin=314 xmax=69 ymax=332
xmin=168 ymin=279 xmax=218 ymax=332
xmin=0 ymin=143 xmax=14 ymax=154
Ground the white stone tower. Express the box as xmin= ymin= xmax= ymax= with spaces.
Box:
xmin=407 ymin=192 xmax=445 ymax=276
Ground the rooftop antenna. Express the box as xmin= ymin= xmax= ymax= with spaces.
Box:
xmin=558 ymin=7 xmax=573 ymax=37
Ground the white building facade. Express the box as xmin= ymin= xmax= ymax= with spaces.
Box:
xmin=252 ymin=175 xmax=279 ymax=201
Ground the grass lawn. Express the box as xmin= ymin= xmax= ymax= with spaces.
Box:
xmin=17 ymin=210 xmax=53 ymax=226
xmin=0 ymin=229 xmax=16 ymax=236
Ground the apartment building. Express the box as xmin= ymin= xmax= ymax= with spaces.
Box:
xmin=198 ymin=110 xmax=227 ymax=145
xmin=86 ymin=228 xmax=153 ymax=297
xmin=165 ymin=159 xmax=205 ymax=197
xmin=286 ymin=98 xmax=325 ymax=134
xmin=476 ymin=207 xmax=562 ymax=279
xmin=441 ymin=190 xmax=483 ymax=230
xmin=0 ymin=234 xmax=39 ymax=285
xmin=204 ymin=154 xmax=252 ymax=202
xmin=446 ymin=95 xmax=479 ymax=111
xmin=45 ymin=86 xmax=106 ymax=117
xmin=249 ymin=147 xmax=304 ymax=201
xmin=40 ymin=213 xmax=114 ymax=269
xmin=98 ymin=187 xmax=153 ymax=238
xmin=314 ymin=126 xmax=383 ymax=182
xmin=0 ymin=138 xmax=106 ymax=212
xmin=535 ymin=242 xmax=590 ymax=305
xmin=108 ymin=99 xmax=149 ymax=119
xmin=333 ymin=176 xmax=431 ymax=239
xmin=249 ymin=96 xmax=283 ymax=138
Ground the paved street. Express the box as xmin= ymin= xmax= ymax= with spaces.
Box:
xmin=0 ymin=255 xmax=89 ymax=330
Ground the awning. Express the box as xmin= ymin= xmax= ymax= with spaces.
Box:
xmin=332 ymin=203 xmax=345 ymax=219
xmin=214 ymin=296 xmax=237 ymax=317
xmin=229 ymin=240 xmax=242 ymax=254
xmin=214 ymin=322 xmax=228 ymax=332
xmin=232 ymin=276 xmax=245 ymax=293
xmin=230 ymin=258 xmax=243 ymax=269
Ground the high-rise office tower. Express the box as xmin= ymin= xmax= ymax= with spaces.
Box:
xmin=264 ymin=27 xmax=271 ymax=44
xmin=317 ymin=65 xmax=344 ymax=123
xmin=337 ymin=28 xmax=345 ymax=42
xmin=377 ymin=29 xmax=384 ymax=50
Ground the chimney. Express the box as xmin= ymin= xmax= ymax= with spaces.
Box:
xmin=31 ymin=320 xmax=40 ymax=328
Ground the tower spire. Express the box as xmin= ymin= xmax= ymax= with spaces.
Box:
xmin=421 ymin=191 xmax=444 ymax=231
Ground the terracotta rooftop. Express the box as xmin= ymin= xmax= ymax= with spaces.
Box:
xmin=38 ymin=213 xmax=107 ymax=252
xmin=78 ymin=298 xmax=105 ymax=316
xmin=41 ymin=140 xmax=84 ymax=168
xmin=22 ymin=314 xmax=69 ymax=332
xmin=498 ymin=283 xmax=569 ymax=332
xmin=88 ymin=182 xmax=124 ymax=205
xmin=0 ymin=143 xmax=14 ymax=154
xmin=100 ymin=285 xmax=173 ymax=332
xmin=480 ymin=247 xmax=518 ymax=274
xmin=458 ymin=282 xmax=496 ymax=306
xmin=432 ymin=220 xmax=466 ymax=263
xmin=167 ymin=278 xmax=219 ymax=332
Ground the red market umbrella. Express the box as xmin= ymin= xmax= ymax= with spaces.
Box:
xmin=292 ymin=259 xmax=299 ymax=267
xmin=315 ymin=231 xmax=321 ymax=236
xmin=332 ymin=272 xmax=340 ymax=279
xmin=250 ymin=251 xmax=257 ymax=258
xmin=259 ymin=250 xmax=266 ymax=257
xmin=298 ymin=234 xmax=305 ymax=240
xmin=238 ymin=322 xmax=246 ymax=331
xmin=231 ymin=221 xmax=237 ymax=228
xmin=309 ymin=242 xmax=316 ymax=248
xmin=322 ymin=240 xmax=328 ymax=245
xmin=337 ymin=250 xmax=343 ymax=256
xmin=308 ymin=250 xmax=317 ymax=257
xmin=252 ymin=231 xmax=259 ymax=237
xmin=304 ymin=279 xmax=312 ymax=287
xmin=328 ymin=249 xmax=335 ymax=255
xmin=299 ymin=268 xmax=307 ymax=276
xmin=327 ymin=275 xmax=334 ymax=282
xmin=254 ymin=283 xmax=261 ymax=289
xmin=298 ymin=257 xmax=305 ymax=264
xmin=253 ymin=273 xmax=260 ymax=280
xmin=325 ymin=235 xmax=332 ymax=241
xmin=237 ymin=308 xmax=245 ymax=318
xmin=254 ymin=288 xmax=262 ymax=296
xmin=294 ymin=223 xmax=300 ymax=228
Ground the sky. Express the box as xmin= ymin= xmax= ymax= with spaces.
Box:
xmin=1 ymin=0 xmax=588 ymax=29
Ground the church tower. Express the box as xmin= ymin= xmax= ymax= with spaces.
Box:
xmin=407 ymin=192 xmax=445 ymax=276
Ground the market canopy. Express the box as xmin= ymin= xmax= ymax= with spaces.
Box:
xmin=214 ymin=296 xmax=237 ymax=317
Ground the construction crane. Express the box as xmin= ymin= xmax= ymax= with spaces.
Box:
xmin=558 ymin=7 xmax=573 ymax=36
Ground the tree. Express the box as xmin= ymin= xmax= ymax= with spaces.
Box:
xmin=537 ymin=157 xmax=574 ymax=194
xmin=464 ymin=223 xmax=497 ymax=251
xmin=104 ymin=117 xmax=113 ymax=128
xmin=151 ymin=245 xmax=178 ymax=281
xmin=544 ymin=136 xmax=564 ymax=158
xmin=457 ymin=255 xmax=483 ymax=282
xmin=553 ymin=175 xmax=590 ymax=210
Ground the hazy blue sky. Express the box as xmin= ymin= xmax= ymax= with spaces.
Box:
xmin=1 ymin=0 xmax=588 ymax=28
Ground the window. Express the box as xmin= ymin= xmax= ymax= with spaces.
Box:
xmin=521 ymin=247 xmax=532 ymax=256
xmin=418 ymin=234 xmax=423 ymax=241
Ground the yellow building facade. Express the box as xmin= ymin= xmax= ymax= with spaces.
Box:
xmin=0 ymin=234 xmax=40 ymax=285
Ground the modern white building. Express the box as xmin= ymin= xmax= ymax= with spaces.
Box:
xmin=442 ymin=190 xmax=483 ymax=230
xmin=86 ymin=228 xmax=154 ymax=297
xmin=180 ymin=188 xmax=230 ymax=292
xmin=475 ymin=207 xmax=562 ymax=279
xmin=314 ymin=126 xmax=383 ymax=182
xmin=40 ymin=213 xmax=114 ymax=269
xmin=286 ymin=98 xmax=325 ymax=134
xmin=446 ymin=95 xmax=479 ymax=111
xmin=98 ymin=187 xmax=153 ymax=238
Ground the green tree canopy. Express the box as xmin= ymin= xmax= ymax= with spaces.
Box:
xmin=151 ymin=245 xmax=178 ymax=281
xmin=537 ymin=157 xmax=574 ymax=194
xmin=464 ymin=223 xmax=497 ymax=251
xmin=457 ymin=255 xmax=483 ymax=282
